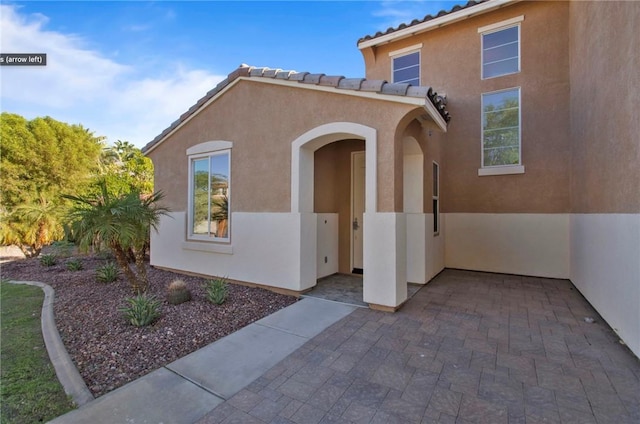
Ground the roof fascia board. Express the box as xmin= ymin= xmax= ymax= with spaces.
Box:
xmin=424 ymin=99 xmax=447 ymax=132
xmin=358 ymin=0 xmax=521 ymax=49
xmin=145 ymin=77 xmax=436 ymax=154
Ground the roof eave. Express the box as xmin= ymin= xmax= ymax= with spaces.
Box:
xmin=425 ymin=99 xmax=448 ymax=132
xmin=143 ymin=76 xmax=446 ymax=155
xmin=357 ymin=0 xmax=521 ymax=50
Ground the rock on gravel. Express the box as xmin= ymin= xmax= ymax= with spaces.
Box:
xmin=1 ymin=253 xmax=298 ymax=397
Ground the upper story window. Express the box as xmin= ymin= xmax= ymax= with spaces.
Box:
xmin=479 ymin=16 xmax=523 ymax=79
xmin=187 ymin=141 xmax=231 ymax=242
xmin=390 ymin=44 xmax=422 ymax=85
xmin=481 ymin=88 xmax=521 ymax=168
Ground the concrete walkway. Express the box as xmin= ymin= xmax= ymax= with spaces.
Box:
xmin=48 ymin=298 xmax=356 ymax=424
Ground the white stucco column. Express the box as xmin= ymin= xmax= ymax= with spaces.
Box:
xmin=406 ymin=213 xmax=427 ymax=284
xmin=363 ymin=212 xmax=408 ymax=309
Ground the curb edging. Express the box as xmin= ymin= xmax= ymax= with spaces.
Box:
xmin=7 ymin=280 xmax=94 ymax=407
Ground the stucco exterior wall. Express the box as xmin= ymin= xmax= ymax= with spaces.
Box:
xmin=362 ymin=1 xmax=571 ymax=214
xmin=147 ymin=80 xmax=419 ymax=215
xmin=569 ymin=2 xmax=639 ymax=214
xmin=568 ymin=1 xmax=640 ymax=358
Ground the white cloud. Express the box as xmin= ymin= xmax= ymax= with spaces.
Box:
xmin=0 ymin=5 xmax=225 ymax=148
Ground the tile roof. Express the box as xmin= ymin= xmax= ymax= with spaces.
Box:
xmin=358 ymin=0 xmax=487 ymax=44
xmin=142 ymin=64 xmax=450 ymax=153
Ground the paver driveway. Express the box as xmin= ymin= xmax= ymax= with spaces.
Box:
xmin=199 ymin=269 xmax=640 ymax=424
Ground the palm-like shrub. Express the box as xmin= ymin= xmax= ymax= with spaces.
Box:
xmin=205 ymin=277 xmax=229 ymax=305
xmin=65 ymin=258 xmax=83 ymax=271
xmin=0 ymin=196 xmax=65 ymax=258
xmin=119 ymin=293 xmax=162 ymax=327
xmin=39 ymin=254 xmax=57 ymax=267
xmin=96 ymin=262 xmax=119 ymax=283
xmin=64 ymin=181 xmax=169 ymax=294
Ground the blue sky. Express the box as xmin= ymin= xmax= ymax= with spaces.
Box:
xmin=1 ymin=1 xmax=463 ymax=147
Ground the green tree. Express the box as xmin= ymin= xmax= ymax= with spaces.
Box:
xmin=64 ymin=182 xmax=169 ymax=294
xmin=97 ymin=140 xmax=154 ymax=197
xmin=0 ymin=113 xmax=104 ymax=255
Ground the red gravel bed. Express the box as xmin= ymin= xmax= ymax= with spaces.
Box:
xmin=1 ymin=254 xmax=297 ymax=397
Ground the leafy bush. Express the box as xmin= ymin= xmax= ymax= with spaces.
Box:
xmin=166 ymin=279 xmax=191 ymax=305
xmin=96 ymin=262 xmax=119 ymax=283
xmin=39 ymin=254 xmax=57 ymax=267
xmin=65 ymin=258 xmax=84 ymax=271
xmin=204 ymin=277 xmax=229 ymax=305
xmin=119 ymin=293 xmax=162 ymax=327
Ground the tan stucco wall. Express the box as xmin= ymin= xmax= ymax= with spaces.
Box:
xmin=569 ymin=1 xmax=640 ymax=213
xmin=147 ymin=81 xmax=421 ymax=214
xmin=314 ymin=140 xmax=365 ymax=273
xmin=362 ymin=1 xmax=571 ymax=213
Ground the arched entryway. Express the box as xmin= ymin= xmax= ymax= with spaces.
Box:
xmin=291 ymin=122 xmax=377 ymax=214
xmin=290 ymin=122 xmax=377 ymax=304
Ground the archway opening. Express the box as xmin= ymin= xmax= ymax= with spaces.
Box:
xmin=291 ymin=122 xmax=376 ymax=306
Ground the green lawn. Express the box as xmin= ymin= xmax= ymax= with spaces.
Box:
xmin=1 ymin=282 xmax=75 ymax=424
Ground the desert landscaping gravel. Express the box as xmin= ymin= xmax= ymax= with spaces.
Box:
xmin=1 ymin=252 xmax=297 ymax=397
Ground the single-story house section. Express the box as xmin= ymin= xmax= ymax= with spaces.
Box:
xmin=143 ymin=64 xmax=450 ymax=311
xmin=143 ymin=0 xmax=639 ymax=358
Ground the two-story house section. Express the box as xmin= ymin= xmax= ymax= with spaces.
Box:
xmin=143 ymin=0 xmax=639 ymax=357
xmin=360 ymin=0 xmax=572 ymax=278
xmin=357 ymin=0 xmax=638 ymax=355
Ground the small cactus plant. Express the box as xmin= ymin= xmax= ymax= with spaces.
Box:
xmin=166 ymin=279 xmax=191 ymax=305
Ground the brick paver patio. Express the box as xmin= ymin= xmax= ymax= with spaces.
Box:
xmin=198 ymin=269 xmax=640 ymax=424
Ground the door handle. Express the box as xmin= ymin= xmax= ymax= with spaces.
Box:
xmin=353 ymin=218 xmax=359 ymax=230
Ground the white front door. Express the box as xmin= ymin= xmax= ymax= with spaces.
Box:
xmin=351 ymin=151 xmax=365 ymax=273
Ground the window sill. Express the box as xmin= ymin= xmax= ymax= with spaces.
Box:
xmin=478 ymin=165 xmax=525 ymax=176
xmin=182 ymin=241 xmax=233 ymax=255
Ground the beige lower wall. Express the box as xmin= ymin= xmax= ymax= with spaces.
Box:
xmin=570 ymin=214 xmax=640 ymax=358
xmin=406 ymin=213 xmax=445 ymax=284
xmin=150 ymin=212 xmax=317 ymax=292
xmin=444 ymin=213 xmax=570 ymax=278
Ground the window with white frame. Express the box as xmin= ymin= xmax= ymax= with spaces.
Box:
xmin=392 ymin=51 xmax=420 ymax=85
xmin=188 ymin=149 xmax=230 ymax=241
xmin=480 ymin=17 xmax=522 ymax=79
xmin=482 ymin=88 xmax=521 ymax=168
xmin=432 ymin=162 xmax=439 ymax=235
